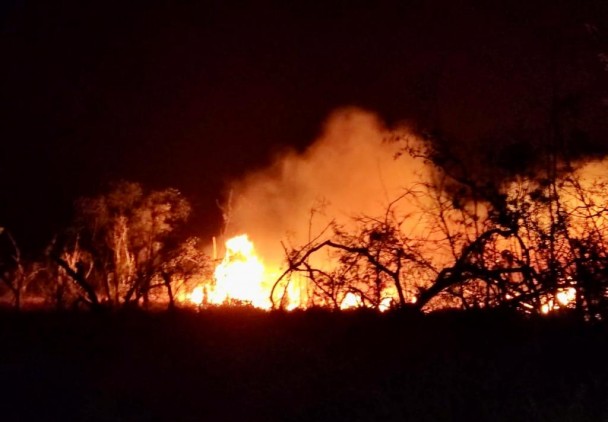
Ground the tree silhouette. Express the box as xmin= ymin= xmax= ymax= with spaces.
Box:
xmin=0 ymin=228 xmax=44 ymax=309
xmin=47 ymin=181 xmax=209 ymax=309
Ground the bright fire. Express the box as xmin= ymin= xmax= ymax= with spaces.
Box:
xmin=189 ymin=234 xmax=272 ymax=309
xmin=188 ymin=234 xmax=579 ymax=313
xmin=541 ymin=287 xmax=577 ymax=314
xmin=340 ymin=292 xmax=361 ymax=310
xmin=178 ymin=112 xmax=606 ymax=315
xmin=190 ymin=286 xmax=204 ymax=306
xmin=187 ymin=234 xmax=404 ymax=312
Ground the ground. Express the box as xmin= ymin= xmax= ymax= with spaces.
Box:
xmin=0 ymin=308 xmax=607 ymax=421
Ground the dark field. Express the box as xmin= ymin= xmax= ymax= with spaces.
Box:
xmin=1 ymin=308 xmax=607 ymax=421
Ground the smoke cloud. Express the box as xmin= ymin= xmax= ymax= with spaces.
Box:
xmin=220 ymin=108 xmax=430 ymax=273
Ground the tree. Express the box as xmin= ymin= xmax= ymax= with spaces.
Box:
xmin=49 ymin=181 xmax=207 ymax=309
xmin=272 ymin=192 xmax=433 ymax=311
xmin=273 ymin=131 xmax=608 ymax=320
xmin=0 ymin=228 xmax=45 ymax=309
xmin=405 ymin=137 xmax=608 ymax=319
xmin=156 ymin=236 xmax=213 ymax=309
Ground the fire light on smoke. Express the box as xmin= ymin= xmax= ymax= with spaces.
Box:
xmin=180 ymin=109 xmax=603 ymax=315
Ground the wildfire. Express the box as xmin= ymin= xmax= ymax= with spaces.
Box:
xmin=541 ymin=287 xmax=577 ymax=314
xmin=340 ymin=295 xmax=394 ymax=312
xmin=186 ymin=234 xmax=579 ymax=314
xmin=185 ymin=234 xmax=309 ymax=310
xmin=189 ymin=286 xmax=204 ymax=306
xmin=340 ymin=292 xmax=361 ymax=310
xmin=187 ymin=235 xmax=272 ymax=309
xmin=556 ymin=288 xmax=577 ymax=306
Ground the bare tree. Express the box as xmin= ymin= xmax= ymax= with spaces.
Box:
xmin=0 ymin=228 xmax=45 ymax=309
xmin=271 ymin=192 xmax=432 ymax=310
xmin=49 ymin=181 xmax=206 ymax=309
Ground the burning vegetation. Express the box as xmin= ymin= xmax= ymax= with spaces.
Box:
xmin=2 ymin=109 xmax=608 ymax=321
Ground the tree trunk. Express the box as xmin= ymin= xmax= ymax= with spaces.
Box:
xmin=162 ymin=272 xmax=175 ymax=310
xmin=51 ymin=255 xmax=101 ymax=311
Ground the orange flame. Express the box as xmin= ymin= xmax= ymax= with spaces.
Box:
xmin=541 ymin=287 xmax=577 ymax=314
xmin=340 ymin=292 xmax=361 ymax=310
xmin=189 ymin=286 xmax=204 ymax=306
xmin=208 ymin=234 xmax=271 ymax=309
xmin=187 ymin=234 xmax=577 ymax=314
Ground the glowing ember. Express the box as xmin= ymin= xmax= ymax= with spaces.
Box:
xmin=209 ymin=234 xmax=271 ymax=309
xmin=556 ymin=287 xmax=576 ymax=306
xmin=541 ymin=287 xmax=577 ymax=314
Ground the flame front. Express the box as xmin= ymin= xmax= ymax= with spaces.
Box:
xmin=189 ymin=286 xmax=204 ymax=306
xmin=186 ymin=234 xmax=581 ymax=314
xmin=208 ymin=234 xmax=271 ymax=309
xmin=541 ymin=287 xmax=578 ymax=314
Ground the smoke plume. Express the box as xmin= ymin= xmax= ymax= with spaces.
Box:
xmin=221 ymin=108 xmax=430 ymax=272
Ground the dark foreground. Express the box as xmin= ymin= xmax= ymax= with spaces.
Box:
xmin=0 ymin=308 xmax=607 ymax=421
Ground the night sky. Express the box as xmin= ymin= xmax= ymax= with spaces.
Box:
xmin=1 ymin=0 xmax=607 ymax=251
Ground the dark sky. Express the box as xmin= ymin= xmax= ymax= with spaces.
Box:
xmin=1 ymin=0 xmax=607 ymax=251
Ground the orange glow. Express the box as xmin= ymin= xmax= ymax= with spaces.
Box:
xmin=189 ymin=286 xmax=204 ymax=306
xmin=556 ymin=287 xmax=576 ymax=306
xmin=185 ymin=234 xmax=307 ymax=311
xmin=185 ymin=234 xmax=426 ymax=312
xmin=182 ymin=232 xmax=583 ymax=314
xmin=378 ymin=297 xmax=393 ymax=312
xmin=539 ymin=287 xmax=577 ymax=314
xmin=171 ymin=115 xmax=608 ymax=316
xmin=208 ymin=234 xmax=271 ymax=309
xmin=340 ymin=292 xmax=361 ymax=310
